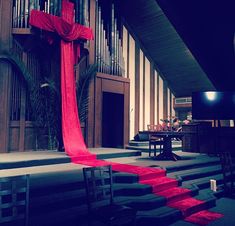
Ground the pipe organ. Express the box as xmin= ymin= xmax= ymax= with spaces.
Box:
xmin=95 ymin=0 xmax=124 ymax=76
xmin=12 ymin=0 xmax=125 ymax=76
xmin=12 ymin=0 xmax=90 ymax=28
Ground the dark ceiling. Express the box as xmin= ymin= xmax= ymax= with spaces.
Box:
xmin=121 ymin=0 xmax=235 ymax=97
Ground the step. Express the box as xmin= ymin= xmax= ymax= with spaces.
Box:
xmin=128 ymin=140 xmax=149 ymax=146
xmin=136 ymin=192 xmax=216 ymax=226
xmin=165 ymin=156 xmax=220 ymax=173
xmin=168 ymin=192 xmax=216 ymax=217
xmin=155 ymin=186 xmax=195 ymax=204
xmin=137 ymin=206 xmax=183 ymax=226
xmin=29 ymin=204 xmax=88 ymax=226
xmin=114 ymin=183 xmax=153 ymax=196
xmin=168 ymin=165 xmax=222 ymax=181
xmin=0 ymin=150 xmax=141 ymax=170
xmin=115 ymin=194 xmax=167 ymax=210
xmin=96 ymin=150 xmax=141 ymax=159
xmin=113 ymin=172 xmax=139 ymax=183
xmin=140 ymin=177 xmax=180 ymax=193
xmin=183 ymin=174 xmax=224 ymax=190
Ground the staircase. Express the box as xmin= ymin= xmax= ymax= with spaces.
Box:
xmin=27 ymin=153 xmax=224 ymax=226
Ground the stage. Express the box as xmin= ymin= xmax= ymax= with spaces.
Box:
xmin=0 ymin=148 xmax=233 ymax=226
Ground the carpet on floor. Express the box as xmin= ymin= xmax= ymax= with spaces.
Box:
xmin=73 ymin=156 xmax=223 ymax=225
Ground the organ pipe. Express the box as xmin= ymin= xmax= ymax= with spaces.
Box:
xmin=95 ymin=1 xmax=124 ymax=76
xmin=11 ymin=0 xmax=124 ymax=76
xmin=12 ymin=0 xmax=63 ymax=28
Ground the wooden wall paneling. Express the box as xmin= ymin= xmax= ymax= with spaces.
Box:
xmin=87 ymin=76 xmax=95 ymax=147
xmin=142 ymin=55 xmax=145 ymax=128
xmin=124 ymin=81 xmax=130 ymax=146
xmin=0 ymin=0 xmax=13 ymax=152
xmin=134 ymin=45 xmax=140 ymax=135
xmin=163 ymin=80 xmax=168 ymax=120
xmin=19 ymin=52 xmax=27 ymax=151
xmin=94 ymin=76 xmax=102 ymax=147
xmin=169 ymin=91 xmax=172 ymax=118
xmin=24 ymin=122 xmax=36 ymax=150
xmin=9 ymin=121 xmax=20 ymax=151
xmin=94 ymin=73 xmax=130 ymax=147
xmin=102 ymin=79 xmax=123 ymax=93
xmin=150 ymin=63 xmax=154 ymax=124
xmin=89 ymin=0 xmax=95 ymax=64
xmin=126 ymin=32 xmax=130 ymax=78
xmin=86 ymin=0 xmax=95 ymax=147
xmin=156 ymin=71 xmax=159 ymax=124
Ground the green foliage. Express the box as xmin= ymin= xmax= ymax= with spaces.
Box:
xmin=76 ymin=64 xmax=97 ymax=122
xmin=0 ymin=50 xmax=97 ymax=150
xmin=0 ymin=50 xmax=61 ymax=150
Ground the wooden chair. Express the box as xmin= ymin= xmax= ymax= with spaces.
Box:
xmin=147 ymin=124 xmax=164 ymax=157
xmin=83 ymin=165 xmax=136 ymax=226
xmin=0 ymin=174 xmax=30 ymax=226
xmin=219 ymin=152 xmax=235 ymax=195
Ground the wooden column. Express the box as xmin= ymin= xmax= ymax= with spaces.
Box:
xmin=156 ymin=71 xmax=160 ymax=124
xmin=163 ymin=80 xmax=168 ymax=120
xmin=19 ymin=52 xmax=27 ymax=151
xmin=142 ymin=56 xmax=145 ymax=128
xmin=87 ymin=0 xmax=96 ymax=147
xmin=0 ymin=0 xmax=13 ymax=152
xmin=124 ymin=82 xmax=130 ymax=146
xmin=89 ymin=0 xmax=95 ymax=64
xmin=134 ymin=45 xmax=140 ymax=135
xmin=150 ymin=64 xmax=155 ymax=124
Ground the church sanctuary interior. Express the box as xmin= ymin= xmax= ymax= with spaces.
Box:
xmin=1 ymin=0 xmax=235 ymax=225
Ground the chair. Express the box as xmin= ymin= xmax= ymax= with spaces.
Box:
xmin=83 ymin=165 xmax=136 ymax=226
xmin=219 ymin=152 xmax=235 ymax=195
xmin=147 ymin=124 xmax=164 ymax=157
xmin=0 ymin=174 xmax=30 ymax=226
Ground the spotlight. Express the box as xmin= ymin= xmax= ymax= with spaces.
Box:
xmin=204 ymin=91 xmax=217 ymax=101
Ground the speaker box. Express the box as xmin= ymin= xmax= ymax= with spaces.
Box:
xmin=134 ymin=133 xmax=149 ymax=141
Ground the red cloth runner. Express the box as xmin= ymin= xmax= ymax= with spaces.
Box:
xmin=29 ymin=2 xmax=223 ymax=224
xmin=29 ymin=0 xmax=94 ymax=157
xmin=29 ymin=10 xmax=93 ymax=41
xmin=185 ymin=210 xmax=223 ymax=225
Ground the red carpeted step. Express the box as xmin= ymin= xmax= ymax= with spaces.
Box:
xmin=71 ymin=154 xmax=97 ymax=162
xmin=184 ymin=210 xmax=223 ymax=225
xmin=111 ymin=164 xmax=166 ymax=180
xmin=155 ymin=187 xmax=192 ymax=204
xmin=71 ymin=157 xmax=223 ymax=225
xmin=168 ymin=197 xmax=210 ymax=217
xmin=140 ymin=177 xmax=178 ymax=192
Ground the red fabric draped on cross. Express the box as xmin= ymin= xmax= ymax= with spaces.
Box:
xmin=29 ymin=0 xmax=95 ymax=158
xmin=29 ymin=10 xmax=93 ymax=42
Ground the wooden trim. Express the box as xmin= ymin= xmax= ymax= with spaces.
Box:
xmin=169 ymin=92 xmax=172 ymax=119
xmin=87 ymin=76 xmax=95 ymax=147
xmin=156 ymin=72 xmax=160 ymax=123
xmin=12 ymin=28 xmax=31 ymax=35
xmin=93 ymin=74 xmax=130 ymax=147
xmin=143 ymin=55 xmax=145 ymax=128
xmin=96 ymin=72 xmax=130 ymax=83
xmin=150 ymin=63 xmax=154 ymax=124
xmin=0 ymin=0 xmax=13 ymax=152
xmin=126 ymin=32 xmax=130 ymax=78
xmin=124 ymin=82 xmax=130 ymax=146
xmin=94 ymin=77 xmax=102 ymax=147
xmin=163 ymin=80 xmax=168 ymax=119
xmin=19 ymin=52 xmax=27 ymax=152
xmin=89 ymin=0 xmax=96 ymax=64
xmin=134 ymin=45 xmax=140 ymax=135
xmin=123 ymin=21 xmax=166 ymax=81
